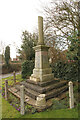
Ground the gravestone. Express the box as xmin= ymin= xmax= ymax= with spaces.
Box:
xmin=30 ymin=16 xmax=54 ymax=82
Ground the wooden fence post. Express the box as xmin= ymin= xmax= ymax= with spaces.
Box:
xmin=5 ymin=79 xmax=8 ymax=100
xmin=68 ymin=81 xmax=74 ymax=109
xmin=13 ymin=71 xmax=16 ymax=84
xmin=20 ymin=85 xmax=25 ymax=115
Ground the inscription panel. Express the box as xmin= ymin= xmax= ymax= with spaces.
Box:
xmin=41 ymin=51 xmax=49 ymax=68
xmin=35 ymin=51 xmax=40 ymax=68
xmin=35 ymin=51 xmax=49 ymax=69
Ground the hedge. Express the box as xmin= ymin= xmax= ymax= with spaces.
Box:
xmin=21 ymin=59 xmax=78 ymax=82
xmin=50 ymin=60 xmax=78 ymax=82
xmin=21 ymin=60 xmax=34 ymax=78
xmin=2 ymin=63 xmax=21 ymax=74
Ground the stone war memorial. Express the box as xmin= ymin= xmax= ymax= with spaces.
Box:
xmin=30 ymin=16 xmax=54 ymax=82
xmin=8 ymin=16 xmax=68 ymax=110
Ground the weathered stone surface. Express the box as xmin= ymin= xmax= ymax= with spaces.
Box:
xmin=45 ymin=85 xmax=68 ymax=100
xmin=34 ymin=45 xmax=49 ymax=69
xmin=20 ymin=80 xmax=67 ymax=94
xmin=25 ymin=87 xmax=40 ymax=100
xmin=30 ymin=46 xmax=54 ymax=82
xmin=35 ymin=94 xmax=46 ymax=108
xmin=8 ymin=79 xmax=68 ymax=110
xmin=8 ymin=85 xmax=52 ymax=111
xmin=22 ymin=78 xmax=59 ymax=87
xmin=19 ymin=80 xmax=68 ymax=100
xmin=38 ymin=16 xmax=44 ymax=45
xmin=30 ymin=73 xmax=54 ymax=82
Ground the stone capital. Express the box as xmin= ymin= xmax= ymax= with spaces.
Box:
xmin=33 ymin=45 xmax=49 ymax=51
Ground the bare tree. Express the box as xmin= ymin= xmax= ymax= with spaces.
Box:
xmin=43 ymin=0 xmax=78 ymax=49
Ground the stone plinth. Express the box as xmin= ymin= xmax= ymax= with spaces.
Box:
xmin=30 ymin=45 xmax=54 ymax=82
xmin=35 ymin=94 xmax=46 ymax=108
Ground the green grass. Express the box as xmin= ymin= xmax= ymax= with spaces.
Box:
xmin=2 ymin=97 xmax=78 ymax=118
xmin=0 ymin=93 xmax=2 ymax=120
xmin=2 ymin=74 xmax=24 ymax=87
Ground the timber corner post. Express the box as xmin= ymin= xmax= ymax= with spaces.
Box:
xmin=5 ymin=79 xmax=8 ymax=100
xmin=20 ymin=85 xmax=25 ymax=115
xmin=68 ymin=81 xmax=74 ymax=109
xmin=13 ymin=71 xmax=16 ymax=84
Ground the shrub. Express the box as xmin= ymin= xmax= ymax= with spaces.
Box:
xmin=11 ymin=61 xmax=20 ymax=63
xmin=4 ymin=46 xmax=10 ymax=65
xmin=51 ymin=99 xmax=67 ymax=110
xmin=2 ymin=63 xmax=21 ymax=74
xmin=21 ymin=60 xmax=34 ymax=78
xmin=50 ymin=60 xmax=78 ymax=82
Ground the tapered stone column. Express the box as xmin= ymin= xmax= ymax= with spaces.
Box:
xmin=30 ymin=16 xmax=54 ymax=82
xmin=38 ymin=16 xmax=44 ymax=45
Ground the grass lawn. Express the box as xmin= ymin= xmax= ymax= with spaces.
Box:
xmin=2 ymin=97 xmax=79 ymax=118
xmin=2 ymin=74 xmax=24 ymax=87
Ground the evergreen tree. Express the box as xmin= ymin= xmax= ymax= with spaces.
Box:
xmin=18 ymin=30 xmax=38 ymax=61
xmin=5 ymin=46 xmax=10 ymax=65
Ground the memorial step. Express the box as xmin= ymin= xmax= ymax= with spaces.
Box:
xmin=15 ymin=82 xmax=68 ymax=100
xmin=20 ymin=80 xmax=68 ymax=94
xmin=24 ymin=84 xmax=68 ymax=100
xmin=23 ymin=78 xmax=59 ymax=87
xmin=25 ymin=88 xmax=40 ymax=100
xmin=15 ymin=84 xmax=40 ymax=100
xmin=8 ymin=87 xmax=52 ymax=109
xmin=46 ymin=85 xmax=68 ymax=100
xmin=8 ymin=87 xmax=29 ymax=101
xmin=44 ymin=80 xmax=68 ymax=93
xmin=15 ymin=79 xmax=68 ymax=100
xmin=58 ymin=91 xmax=69 ymax=100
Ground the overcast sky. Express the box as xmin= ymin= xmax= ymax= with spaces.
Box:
xmin=0 ymin=0 xmax=51 ymax=59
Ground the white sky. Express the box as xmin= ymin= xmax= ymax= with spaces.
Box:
xmin=0 ymin=0 xmax=51 ymax=59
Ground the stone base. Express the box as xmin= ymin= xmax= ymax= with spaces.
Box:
xmin=8 ymin=86 xmax=52 ymax=111
xmin=8 ymin=79 xmax=68 ymax=111
xmin=35 ymin=94 xmax=46 ymax=109
xmin=18 ymin=79 xmax=68 ymax=101
xmin=33 ymin=68 xmax=53 ymax=75
xmin=30 ymin=44 xmax=54 ymax=82
xmin=30 ymin=68 xmax=54 ymax=82
xmin=30 ymin=73 xmax=54 ymax=82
